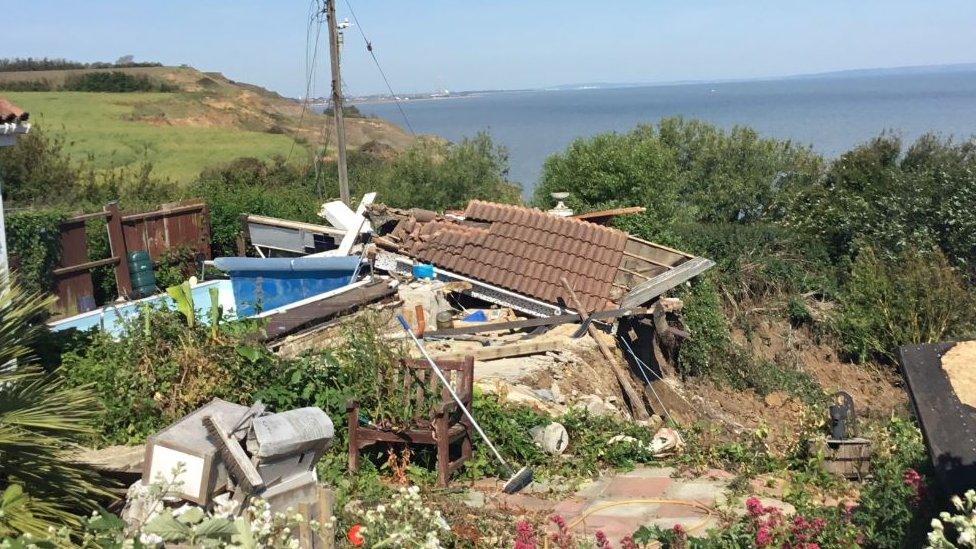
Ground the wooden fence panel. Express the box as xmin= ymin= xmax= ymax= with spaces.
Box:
xmin=120 ymin=201 xmax=211 ymax=261
xmin=51 ymin=200 xmax=213 ymax=316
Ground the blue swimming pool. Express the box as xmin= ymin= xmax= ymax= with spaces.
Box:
xmin=48 ymin=256 xmax=363 ymax=336
xmin=47 ymin=279 xmax=237 ymax=337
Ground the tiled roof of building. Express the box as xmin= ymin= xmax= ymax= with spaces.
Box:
xmin=391 ymin=200 xmax=629 ymax=311
xmin=0 ymin=98 xmax=28 ymax=123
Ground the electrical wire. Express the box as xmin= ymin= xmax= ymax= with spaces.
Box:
xmin=287 ymin=0 xmax=326 ymax=164
xmin=341 ymin=0 xmax=416 ymax=135
xmin=618 ymin=335 xmax=677 ymax=427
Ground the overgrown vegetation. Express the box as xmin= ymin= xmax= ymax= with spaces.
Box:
xmin=539 ymin=117 xmax=976 ymax=373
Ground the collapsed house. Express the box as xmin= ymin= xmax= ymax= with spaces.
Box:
xmin=369 ymin=200 xmax=714 ymax=317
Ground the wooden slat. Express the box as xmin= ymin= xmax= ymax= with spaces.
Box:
xmin=423 ymin=306 xmax=647 ymax=338
xmin=52 ymin=256 xmax=119 ymax=276
xmin=428 ymin=340 xmax=562 ymax=362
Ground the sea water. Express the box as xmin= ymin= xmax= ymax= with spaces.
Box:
xmin=357 ymin=70 xmax=976 ymax=198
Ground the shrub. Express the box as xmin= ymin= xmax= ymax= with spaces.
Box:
xmin=674 ymin=277 xmax=732 ymax=378
xmin=785 ymin=134 xmax=976 ymax=273
xmin=0 ymin=280 xmax=112 ymax=536
xmin=853 ymin=417 xmax=932 ymax=548
xmin=59 ymin=309 xmax=279 ymax=444
xmin=837 ymin=246 xmax=976 ymax=363
xmin=672 ymin=222 xmax=840 ymax=304
xmin=195 ymin=156 xmax=322 ymax=256
xmin=535 ymin=118 xmax=822 ymax=226
xmin=62 ymin=71 xmax=176 ymax=92
xmin=5 ymin=209 xmax=65 ymax=294
xmin=375 ymin=132 xmax=521 ymax=211
xmin=0 ymin=129 xmax=82 ymax=205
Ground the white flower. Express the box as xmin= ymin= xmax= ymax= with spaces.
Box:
xmin=931 ymin=518 xmax=945 ymax=530
xmin=139 ymin=533 xmax=164 ymax=545
xmin=959 ymin=529 xmax=975 ymax=545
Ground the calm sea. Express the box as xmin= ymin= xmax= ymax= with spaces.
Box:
xmin=356 ymin=71 xmax=976 ymax=197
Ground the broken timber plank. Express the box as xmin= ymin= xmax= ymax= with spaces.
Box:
xmin=203 ymin=416 xmax=265 ymax=493
xmin=428 ymin=340 xmax=561 ymax=362
xmin=423 ymin=307 xmax=647 ymax=338
xmin=619 ymin=257 xmax=716 ymax=309
xmin=561 ymin=278 xmax=651 ymax=420
xmin=261 ymin=279 xmax=396 ymax=340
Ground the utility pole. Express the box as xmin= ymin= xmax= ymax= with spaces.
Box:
xmin=325 ymin=0 xmax=351 ymax=206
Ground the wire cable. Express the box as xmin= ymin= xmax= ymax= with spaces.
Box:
xmin=618 ymin=335 xmax=677 ymax=427
xmin=341 ymin=0 xmax=416 ymax=135
xmin=287 ymin=1 xmax=325 ymax=164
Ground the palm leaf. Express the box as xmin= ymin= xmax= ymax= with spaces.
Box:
xmin=0 ymin=277 xmax=116 ymax=536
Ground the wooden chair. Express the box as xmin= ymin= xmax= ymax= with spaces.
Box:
xmin=346 ymin=356 xmax=474 ymax=487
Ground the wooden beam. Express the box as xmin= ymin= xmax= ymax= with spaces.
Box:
xmin=52 ymin=256 xmax=120 ymax=276
xmin=423 ymin=307 xmax=646 ymax=338
xmin=622 ymin=250 xmax=676 ymax=269
xmin=244 ymin=214 xmax=347 ymax=236
xmin=428 ymin=339 xmax=561 ymax=362
xmin=561 ymin=277 xmax=651 ymax=420
xmin=105 ymin=202 xmax=133 ymax=298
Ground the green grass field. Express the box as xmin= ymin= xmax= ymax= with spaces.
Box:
xmin=6 ymin=92 xmax=302 ymax=182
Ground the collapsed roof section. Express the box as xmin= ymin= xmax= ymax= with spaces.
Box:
xmin=0 ymin=97 xmax=30 ymax=145
xmin=372 ymin=200 xmax=714 ymax=312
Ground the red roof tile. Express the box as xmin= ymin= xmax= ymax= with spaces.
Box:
xmin=390 ymin=200 xmax=629 ymax=311
xmin=0 ymin=98 xmax=27 ymax=123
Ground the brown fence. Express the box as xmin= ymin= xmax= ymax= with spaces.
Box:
xmin=52 ymin=200 xmax=211 ymax=315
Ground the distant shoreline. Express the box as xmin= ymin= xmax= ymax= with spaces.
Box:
xmin=341 ymin=61 xmax=976 ymax=106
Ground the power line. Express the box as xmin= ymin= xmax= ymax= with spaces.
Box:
xmin=341 ymin=0 xmax=416 ymax=135
xmin=287 ymin=1 xmax=325 ymax=164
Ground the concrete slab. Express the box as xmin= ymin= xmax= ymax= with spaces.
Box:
xmin=663 ymin=480 xmax=726 ymax=501
xmin=604 ymin=476 xmax=672 ymax=498
xmin=619 ymin=466 xmax=676 ymax=479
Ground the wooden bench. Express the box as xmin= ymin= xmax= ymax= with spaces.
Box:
xmin=346 ymin=356 xmax=474 ymax=487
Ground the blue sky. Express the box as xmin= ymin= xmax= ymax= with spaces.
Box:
xmin=8 ymin=1 xmax=976 ymax=97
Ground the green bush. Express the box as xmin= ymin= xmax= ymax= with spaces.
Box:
xmin=194 ymin=156 xmax=322 ymax=256
xmin=5 ymin=209 xmax=65 ymax=294
xmin=785 ymin=134 xmax=976 ymax=273
xmin=837 ymin=246 xmax=976 ymax=363
xmin=0 ymin=129 xmax=82 ymax=205
xmin=535 ymin=117 xmax=822 ymax=226
xmin=374 ymin=132 xmax=521 ymax=211
xmin=673 ymin=221 xmax=840 ymax=304
xmin=853 ymin=417 xmax=932 ymax=548
xmin=59 ymin=309 xmax=279 ymax=444
xmin=62 ymin=71 xmax=176 ymax=92
xmin=675 ymin=277 xmax=732 ymax=378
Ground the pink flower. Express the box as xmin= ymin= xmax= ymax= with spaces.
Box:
xmin=746 ymin=497 xmax=764 ymax=517
xmin=548 ymin=515 xmax=575 ymax=549
xmin=903 ymin=468 xmax=927 ymax=505
xmin=755 ymin=525 xmax=773 ymax=547
xmin=620 ymin=535 xmax=639 ymax=549
xmin=515 ymin=520 xmax=537 ymax=549
xmin=594 ymin=530 xmax=612 ymax=549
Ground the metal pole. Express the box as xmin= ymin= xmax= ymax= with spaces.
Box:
xmin=0 ymin=161 xmax=8 ymax=282
xmin=325 ymin=0 xmax=351 ymax=206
